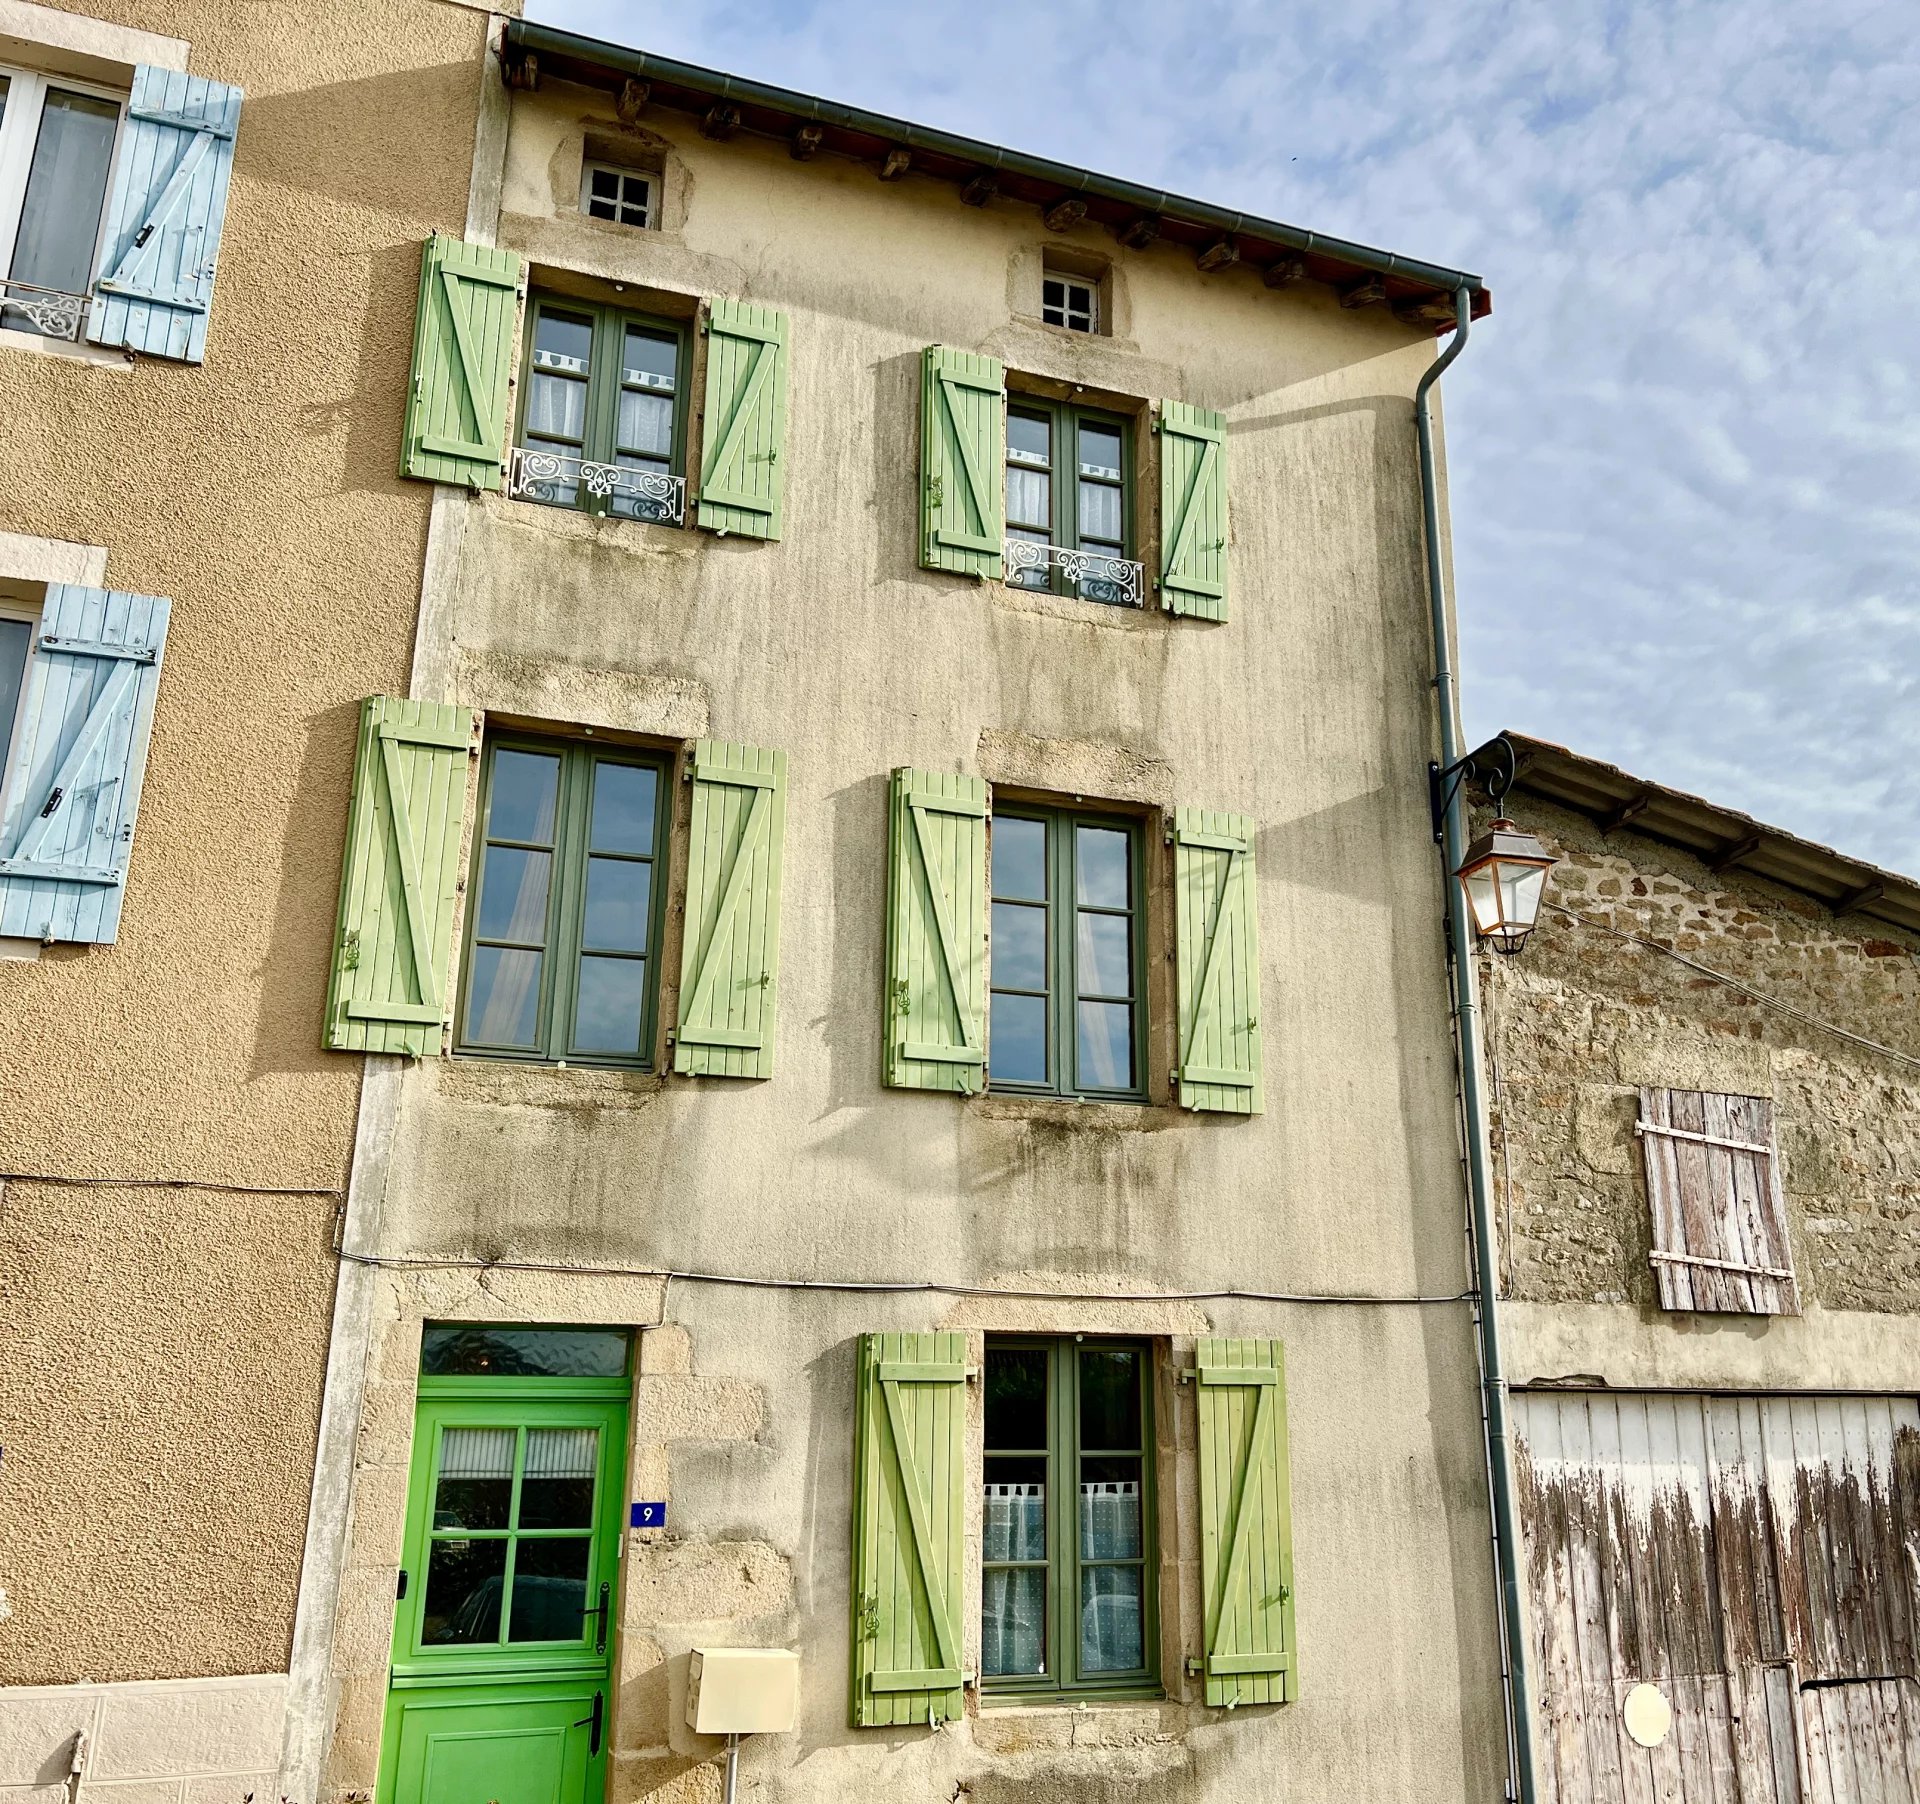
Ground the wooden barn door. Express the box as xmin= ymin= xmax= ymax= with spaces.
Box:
xmin=1515 ymin=1392 xmax=1920 ymax=1804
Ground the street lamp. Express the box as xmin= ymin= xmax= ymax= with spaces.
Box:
xmin=1431 ymin=734 xmax=1557 ymax=955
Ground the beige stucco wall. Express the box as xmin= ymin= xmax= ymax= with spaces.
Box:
xmin=1477 ymin=793 xmax=1920 ymax=1389
xmin=0 ymin=0 xmax=487 ymax=1690
xmin=315 ymin=75 xmax=1504 ymax=1802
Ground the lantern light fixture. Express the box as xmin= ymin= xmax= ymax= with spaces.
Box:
xmin=1430 ymin=734 xmax=1557 ymax=955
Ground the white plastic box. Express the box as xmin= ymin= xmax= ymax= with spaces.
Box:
xmin=686 ymin=1647 xmax=801 ymax=1734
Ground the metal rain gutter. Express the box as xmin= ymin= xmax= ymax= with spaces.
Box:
xmin=503 ymin=20 xmax=1490 ymax=313
xmin=1416 ymin=287 xmax=1538 ymax=1804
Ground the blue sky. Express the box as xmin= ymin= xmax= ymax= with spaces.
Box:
xmin=531 ymin=0 xmax=1920 ymax=873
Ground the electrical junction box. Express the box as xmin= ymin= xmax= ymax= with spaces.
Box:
xmin=686 ymin=1647 xmax=800 ymax=1734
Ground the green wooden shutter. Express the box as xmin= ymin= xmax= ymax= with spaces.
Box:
xmin=1173 ymin=808 xmax=1263 ymax=1114
xmin=401 ymin=234 xmax=525 ymax=489
xmin=673 ymin=740 xmax=786 ymax=1078
xmin=850 ymin=1332 xmax=967 ymax=1727
xmin=1195 ymin=1337 xmax=1296 ymax=1706
xmin=324 ymin=696 xmax=477 ymax=1056
xmin=884 ymin=768 xmax=987 ymax=1094
xmin=920 ymin=346 xmax=1004 ymax=578
xmin=697 ymin=298 xmax=789 ymax=539
xmin=1159 ymin=401 xmax=1228 ymax=619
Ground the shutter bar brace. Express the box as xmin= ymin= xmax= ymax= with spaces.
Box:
xmin=1634 ymin=1119 xmax=1773 ymax=1157
xmin=1649 ymin=1250 xmax=1796 ymax=1282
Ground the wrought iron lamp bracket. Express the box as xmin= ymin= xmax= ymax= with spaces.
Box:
xmin=1429 ymin=732 xmax=1517 ymax=842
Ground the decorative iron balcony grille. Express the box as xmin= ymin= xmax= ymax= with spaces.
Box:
xmin=508 ymin=446 xmax=686 ymax=526
xmin=1004 ymin=538 xmax=1145 ymax=608
xmin=0 ymin=278 xmax=88 ymax=342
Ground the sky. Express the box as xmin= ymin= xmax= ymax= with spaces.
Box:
xmin=531 ymin=0 xmax=1920 ymax=873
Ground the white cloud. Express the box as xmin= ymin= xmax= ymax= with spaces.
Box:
xmin=532 ymin=0 xmax=1920 ymax=871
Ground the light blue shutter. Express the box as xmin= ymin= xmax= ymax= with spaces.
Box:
xmin=88 ymin=66 xmax=244 ymax=364
xmin=0 ymin=586 xmax=171 ymax=945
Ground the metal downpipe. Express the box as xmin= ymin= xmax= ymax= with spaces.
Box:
xmin=1416 ymin=285 xmax=1538 ymax=1804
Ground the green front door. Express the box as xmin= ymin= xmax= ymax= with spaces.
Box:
xmin=378 ymin=1341 xmax=629 ymax=1804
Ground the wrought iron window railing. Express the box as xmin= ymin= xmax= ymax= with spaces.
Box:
xmin=1004 ymin=538 xmax=1145 ymax=608
xmin=507 ymin=445 xmax=686 ymax=526
xmin=0 ymin=277 xmax=88 ymax=342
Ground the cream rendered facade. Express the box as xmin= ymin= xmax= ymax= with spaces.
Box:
xmin=0 ymin=0 xmax=492 ymax=1794
xmin=295 ymin=28 xmax=1509 ymax=1804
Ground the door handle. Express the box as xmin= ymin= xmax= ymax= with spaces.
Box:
xmin=573 ymin=1689 xmax=604 ymax=1756
xmin=584 ymin=1580 xmax=611 ymax=1654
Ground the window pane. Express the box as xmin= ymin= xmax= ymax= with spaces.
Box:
xmin=623 ymin=327 xmax=678 ymax=389
xmin=0 ymin=617 xmax=31 ymax=752
xmin=1079 ymin=423 xmax=1123 ymax=478
xmin=616 ymin=387 xmax=673 ymax=457
xmin=533 ymin=308 xmax=594 ymax=371
xmin=1006 ymin=466 xmax=1050 ymax=533
xmin=468 ymin=946 xmax=543 ymax=1047
xmin=519 ymin=1428 xmax=598 ymax=1529
xmin=590 ymin=763 xmax=657 ymax=854
xmin=984 ymin=1458 xmax=1047 ymax=1557
xmin=421 ymin=1326 xmax=630 ymax=1378
xmin=7 ymin=88 xmax=118 ymax=299
xmin=590 ymin=168 xmax=619 ymax=201
xmin=1079 ymin=1349 xmax=1142 ymax=1450
xmin=1078 ymin=479 xmax=1122 ymax=546
xmin=1042 ymin=278 xmax=1064 ymax=314
xmin=476 ymin=846 xmax=550 ymax=943
xmin=1076 ymin=913 xmax=1132 ymax=999
xmin=1080 ymin=1460 xmax=1144 ymax=1558
xmin=1079 ymin=1564 xmax=1143 ymax=1673
xmin=986 ymin=1347 xmax=1049 ymax=1450
xmin=434 ymin=1427 xmax=515 ymax=1530
xmin=1077 ymin=1000 xmax=1133 ymax=1090
xmin=1006 ymin=526 xmax=1051 ymax=588
xmin=422 ymin=1536 xmax=507 ymax=1644
xmin=1076 ymin=827 xmax=1131 ymax=907
xmin=992 ymin=817 xmax=1047 ymax=902
xmin=583 ymin=857 xmax=652 ymax=952
xmin=991 ymin=992 xmax=1047 ymax=1085
xmin=572 ymin=954 xmax=647 ymax=1055
xmin=488 ymin=750 xmax=561 ymax=844
xmin=991 ymin=901 xmax=1046 ymax=992
xmin=1008 ymin=411 xmax=1051 ymax=464
xmin=982 ymin=1567 xmax=1047 ymax=1677
xmin=527 ymin=373 xmax=587 ymax=444
xmin=508 ymin=1536 xmax=591 ymax=1643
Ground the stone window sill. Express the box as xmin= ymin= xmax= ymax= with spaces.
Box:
xmin=0 ymin=326 xmax=133 ymax=369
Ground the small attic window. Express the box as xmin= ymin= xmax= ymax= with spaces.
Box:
xmin=1042 ymin=270 xmax=1098 ymax=333
xmin=581 ymin=162 xmax=654 ymax=229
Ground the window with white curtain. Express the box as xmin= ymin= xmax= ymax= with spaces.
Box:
xmin=0 ymin=64 xmax=123 ymax=337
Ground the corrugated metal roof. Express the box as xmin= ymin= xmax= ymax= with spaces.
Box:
xmin=1475 ymin=732 xmax=1920 ymax=938
xmin=502 ymin=21 xmax=1491 ymax=326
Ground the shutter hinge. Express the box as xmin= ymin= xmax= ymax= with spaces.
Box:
xmin=39 ymin=787 xmax=64 ymax=819
xmin=1175 ymin=1367 xmax=1198 ymax=1384
xmin=1185 ymin=1656 xmax=1204 ymax=1675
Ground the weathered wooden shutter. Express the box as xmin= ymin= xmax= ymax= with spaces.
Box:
xmin=1173 ymin=809 xmax=1263 ymax=1113
xmin=920 ymin=346 xmax=1004 ymax=579
xmin=400 ymin=235 xmax=525 ymax=489
xmin=1637 ymin=1088 xmax=1798 ymax=1315
xmin=850 ymin=1332 xmax=967 ymax=1727
xmin=0 ymin=586 xmax=170 ymax=945
xmin=673 ymin=741 xmax=786 ymax=1078
xmin=87 ymin=66 xmax=243 ymax=364
xmin=884 ymin=768 xmax=987 ymax=1093
xmin=1158 ymin=401 xmax=1228 ymax=619
xmin=697 ymin=298 xmax=788 ymax=539
xmin=324 ymin=697 xmax=477 ymax=1056
xmin=1195 ymin=1337 xmax=1296 ymax=1706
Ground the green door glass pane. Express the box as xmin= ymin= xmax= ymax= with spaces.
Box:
xmin=520 ymin=1427 xmax=599 ymax=1527
xmin=434 ymin=1427 xmax=514 ymax=1528
xmin=509 ymin=1536 xmax=591 ymax=1643
xmin=422 ymin=1537 xmax=507 ymax=1645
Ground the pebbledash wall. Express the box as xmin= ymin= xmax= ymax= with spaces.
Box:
xmin=297 ymin=37 xmax=1510 ymax=1804
xmin=1476 ymin=789 xmax=1920 ymax=1393
xmin=0 ymin=0 xmax=491 ymax=1793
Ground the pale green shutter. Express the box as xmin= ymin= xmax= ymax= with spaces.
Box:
xmin=921 ymin=346 xmax=1004 ymax=578
xmin=697 ymin=298 xmax=789 ymax=539
xmin=673 ymin=740 xmax=786 ymax=1078
xmin=1159 ymin=401 xmax=1228 ymax=619
xmin=1195 ymin=1337 xmax=1296 ymax=1706
xmin=1173 ymin=809 xmax=1263 ymax=1113
xmin=325 ymin=697 xmax=477 ymax=1055
xmin=851 ymin=1332 xmax=967 ymax=1727
xmin=884 ymin=768 xmax=987 ymax=1093
xmin=401 ymin=235 xmax=525 ymax=489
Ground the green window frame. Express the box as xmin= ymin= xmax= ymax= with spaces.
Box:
xmin=1004 ymin=397 xmax=1139 ymax=606
xmin=512 ymin=292 xmax=691 ymax=524
xmin=455 ymin=733 xmax=672 ymax=1068
xmin=988 ymin=806 xmax=1147 ymax=1101
xmin=982 ymin=1336 xmax=1159 ymax=1699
